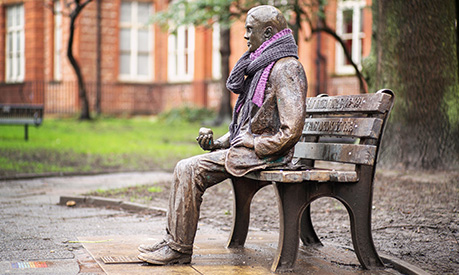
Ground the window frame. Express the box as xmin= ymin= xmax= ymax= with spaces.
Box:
xmin=118 ymin=1 xmax=154 ymax=82
xmin=167 ymin=25 xmax=195 ymax=82
xmin=5 ymin=4 xmax=25 ymax=83
xmin=211 ymin=22 xmax=222 ymax=80
xmin=335 ymin=0 xmax=366 ymax=75
xmin=54 ymin=0 xmax=62 ymax=81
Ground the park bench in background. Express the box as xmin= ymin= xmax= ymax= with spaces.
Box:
xmin=228 ymin=89 xmax=395 ymax=272
xmin=0 ymin=104 xmax=44 ymax=141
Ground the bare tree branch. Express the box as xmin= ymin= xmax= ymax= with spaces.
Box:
xmin=50 ymin=0 xmax=93 ymax=120
xmin=311 ymin=26 xmax=367 ymax=94
xmin=80 ymin=0 xmax=92 ymax=9
xmin=64 ymin=0 xmax=73 ymax=9
xmin=298 ymin=2 xmax=367 ymax=94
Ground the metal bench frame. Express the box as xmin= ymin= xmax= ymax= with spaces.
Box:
xmin=227 ymin=89 xmax=395 ymax=272
xmin=0 ymin=104 xmax=44 ymax=141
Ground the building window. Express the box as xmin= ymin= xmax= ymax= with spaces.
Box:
xmin=335 ymin=0 xmax=365 ymax=75
xmin=212 ymin=23 xmax=221 ymax=80
xmin=5 ymin=4 xmax=25 ymax=82
xmin=119 ymin=1 xmax=153 ymax=82
xmin=168 ymin=25 xmax=195 ymax=82
xmin=54 ymin=0 xmax=62 ymax=81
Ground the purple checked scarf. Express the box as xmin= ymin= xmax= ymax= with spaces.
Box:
xmin=226 ymin=28 xmax=298 ymax=142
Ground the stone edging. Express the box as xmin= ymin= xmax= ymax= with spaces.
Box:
xmin=2 ymin=171 xmax=119 ymax=181
xmin=58 ymin=195 xmax=167 ymax=215
xmin=380 ymin=254 xmax=431 ymax=275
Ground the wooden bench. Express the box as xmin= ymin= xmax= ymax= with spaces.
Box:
xmin=0 ymin=104 xmax=44 ymax=141
xmin=227 ymin=89 xmax=395 ymax=272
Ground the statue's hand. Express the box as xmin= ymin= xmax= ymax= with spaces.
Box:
xmin=197 ymin=127 xmax=215 ymax=151
xmin=231 ymin=132 xmax=254 ymax=149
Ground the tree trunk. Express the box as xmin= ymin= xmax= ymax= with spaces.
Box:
xmin=67 ymin=1 xmax=91 ymax=120
xmin=213 ymin=26 xmax=232 ymax=126
xmin=364 ymin=0 xmax=459 ymax=170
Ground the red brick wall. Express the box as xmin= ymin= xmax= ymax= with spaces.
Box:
xmin=100 ymin=0 xmax=119 ymax=83
xmin=0 ymin=0 xmax=374 ymax=114
xmin=45 ymin=81 xmax=78 ymax=113
xmin=328 ymin=76 xmax=360 ymax=96
xmin=153 ymin=0 xmax=168 ymax=83
xmin=77 ymin=0 xmax=97 ymax=82
xmin=193 ymin=26 xmax=213 ymax=107
xmin=43 ymin=0 xmax=52 ymax=81
xmin=24 ymin=0 xmax=45 ymax=81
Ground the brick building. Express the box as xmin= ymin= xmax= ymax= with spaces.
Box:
xmin=0 ymin=0 xmax=372 ymax=115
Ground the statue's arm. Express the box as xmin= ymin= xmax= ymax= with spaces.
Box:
xmin=214 ymin=132 xmax=230 ymax=149
xmin=253 ymin=58 xmax=307 ymax=157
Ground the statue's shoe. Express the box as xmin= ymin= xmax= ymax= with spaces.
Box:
xmin=138 ymin=240 xmax=167 ymax=253
xmin=138 ymin=245 xmax=191 ymax=265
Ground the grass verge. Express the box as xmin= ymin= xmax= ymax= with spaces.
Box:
xmin=0 ymin=116 xmax=228 ymax=178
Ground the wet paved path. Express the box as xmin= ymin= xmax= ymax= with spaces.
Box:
xmin=0 ymin=172 xmax=426 ymax=274
xmin=0 ymin=173 xmax=171 ymax=274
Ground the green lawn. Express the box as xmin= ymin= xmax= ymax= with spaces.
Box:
xmin=0 ymin=116 xmax=228 ymax=177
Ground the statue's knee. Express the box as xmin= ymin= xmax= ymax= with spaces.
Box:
xmin=175 ymin=158 xmax=194 ymax=173
xmin=175 ymin=159 xmax=186 ymax=172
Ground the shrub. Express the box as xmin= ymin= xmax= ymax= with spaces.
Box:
xmin=158 ymin=106 xmax=216 ymax=124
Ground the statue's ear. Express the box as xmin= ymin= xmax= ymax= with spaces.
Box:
xmin=264 ymin=26 xmax=273 ymax=40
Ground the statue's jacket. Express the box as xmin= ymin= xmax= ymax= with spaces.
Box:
xmin=225 ymin=57 xmax=308 ymax=177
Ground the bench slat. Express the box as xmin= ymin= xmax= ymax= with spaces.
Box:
xmin=245 ymin=169 xmax=358 ymax=183
xmin=0 ymin=118 xmax=41 ymax=125
xmin=306 ymin=93 xmax=392 ymax=114
xmin=294 ymin=142 xmax=376 ymax=165
xmin=303 ymin=117 xmax=383 ymax=138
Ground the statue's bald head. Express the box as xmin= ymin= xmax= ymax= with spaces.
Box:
xmin=244 ymin=5 xmax=288 ymax=52
xmin=247 ymin=5 xmax=288 ymax=34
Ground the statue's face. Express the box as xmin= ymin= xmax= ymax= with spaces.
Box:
xmin=244 ymin=15 xmax=266 ymax=52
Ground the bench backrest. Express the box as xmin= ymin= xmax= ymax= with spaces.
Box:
xmin=294 ymin=89 xmax=394 ymax=168
xmin=0 ymin=104 xmax=44 ymax=126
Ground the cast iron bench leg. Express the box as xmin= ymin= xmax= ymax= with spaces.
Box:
xmin=24 ymin=124 xmax=29 ymax=141
xmin=300 ymin=205 xmax=322 ymax=246
xmin=227 ymin=178 xmax=270 ymax=248
xmin=349 ymin=206 xmax=384 ymax=269
xmin=271 ymin=182 xmax=306 ymax=272
xmin=337 ymin=173 xmax=384 ymax=269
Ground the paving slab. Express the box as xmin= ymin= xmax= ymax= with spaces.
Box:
xmin=80 ymin=232 xmax=404 ymax=275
